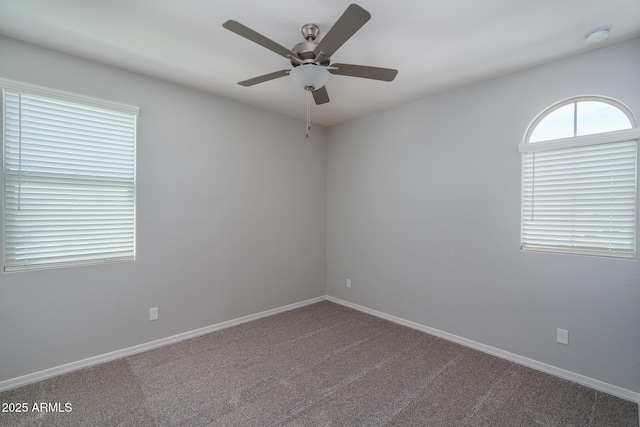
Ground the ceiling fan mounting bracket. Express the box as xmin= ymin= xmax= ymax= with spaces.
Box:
xmin=301 ymin=23 xmax=320 ymax=41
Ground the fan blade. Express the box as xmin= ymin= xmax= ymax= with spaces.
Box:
xmin=223 ymin=20 xmax=297 ymax=59
xmin=329 ymin=63 xmax=398 ymax=81
xmin=238 ymin=70 xmax=290 ymax=87
xmin=314 ymin=4 xmax=371 ymax=58
xmin=312 ymin=86 xmax=330 ymax=105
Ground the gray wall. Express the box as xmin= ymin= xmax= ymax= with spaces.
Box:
xmin=1 ymin=33 xmax=639 ymax=395
xmin=326 ymin=38 xmax=640 ymax=393
xmin=0 ymin=36 xmax=327 ymax=381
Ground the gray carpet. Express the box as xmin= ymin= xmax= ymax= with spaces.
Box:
xmin=1 ymin=301 xmax=637 ymax=426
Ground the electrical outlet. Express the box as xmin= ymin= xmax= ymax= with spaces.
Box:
xmin=150 ymin=307 xmax=158 ymax=321
xmin=346 ymin=278 xmax=351 ymax=288
xmin=556 ymin=328 xmax=568 ymax=345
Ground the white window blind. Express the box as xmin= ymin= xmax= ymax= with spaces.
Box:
xmin=520 ymin=130 xmax=638 ymax=258
xmin=2 ymin=82 xmax=138 ymax=271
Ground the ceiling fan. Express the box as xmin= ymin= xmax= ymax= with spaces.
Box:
xmin=222 ymin=3 xmax=398 ymax=106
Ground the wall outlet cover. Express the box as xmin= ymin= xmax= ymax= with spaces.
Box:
xmin=556 ymin=328 xmax=569 ymax=345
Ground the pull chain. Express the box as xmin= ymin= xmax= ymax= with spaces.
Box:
xmin=306 ymin=88 xmax=311 ymax=138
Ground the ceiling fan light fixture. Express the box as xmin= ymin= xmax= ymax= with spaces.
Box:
xmin=290 ymin=64 xmax=329 ymax=91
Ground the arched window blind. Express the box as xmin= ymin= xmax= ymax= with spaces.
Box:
xmin=2 ymin=79 xmax=139 ymax=271
xmin=520 ymin=96 xmax=638 ymax=258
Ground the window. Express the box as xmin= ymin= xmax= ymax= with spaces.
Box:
xmin=2 ymin=78 xmax=139 ymax=271
xmin=520 ymin=96 xmax=639 ymax=258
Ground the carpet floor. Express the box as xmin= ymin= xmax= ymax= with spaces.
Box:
xmin=0 ymin=301 xmax=637 ymax=426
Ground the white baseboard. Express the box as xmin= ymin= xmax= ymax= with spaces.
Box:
xmin=326 ymin=295 xmax=640 ymax=405
xmin=0 ymin=296 xmax=325 ymax=393
xmin=2 ymin=294 xmax=638 ymax=407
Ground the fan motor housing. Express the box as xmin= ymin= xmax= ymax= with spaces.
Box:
xmin=291 ymin=24 xmax=330 ymax=66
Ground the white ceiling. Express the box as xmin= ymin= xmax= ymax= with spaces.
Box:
xmin=1 ymin=0 xmax=639 ymax=126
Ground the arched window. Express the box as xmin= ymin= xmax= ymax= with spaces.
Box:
xmin=526 ymin=96 xmax=635 ymax=142
xmin=520 ymin=96 xmax=639 ymax=258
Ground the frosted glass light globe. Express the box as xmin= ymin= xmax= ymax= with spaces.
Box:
xmin=290 ymin=65 xmax=329 ymax=90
